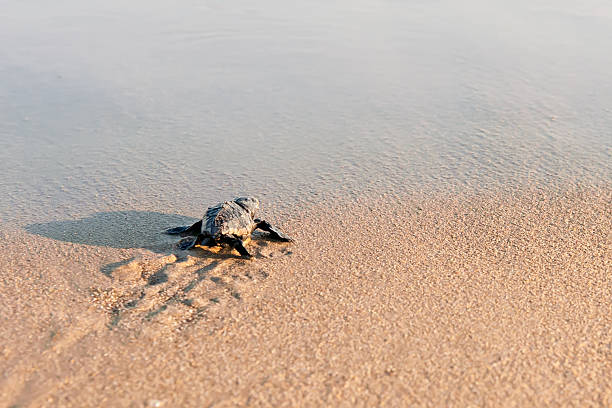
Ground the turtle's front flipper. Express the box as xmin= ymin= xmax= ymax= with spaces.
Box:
xmin=254 ymin=219 xmax=293 ymax=242
xmin=178 ymin=234 xmax=205 ymax=250
xmin=222 ymin=236 xmax=252 ymax=259
xmin=165 ymin=220 xmax=202 ymax=236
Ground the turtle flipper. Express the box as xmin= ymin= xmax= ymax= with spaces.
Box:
xmin=178 ymin=234 xmax=204 ymax=250
xmin=222 ymin=236 xmax=252 ymax=259
xmin=254 ymin=219 xmax=293 ymax=242
xmin=165 ymin=220 xmax=202 ymax=236
xmin=200 ymin=236 xmax=217 ymax=247
xmin=178 ymin=234 xmax=216 ymax=251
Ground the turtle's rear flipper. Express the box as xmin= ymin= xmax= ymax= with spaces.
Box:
xmin=223 ymin=236 xmax=252 ymax=259
xmin=178 ymin=234 xmax=215 ymax=251
xmin=164 ymin=220 xmax=202 ymax=236
xmin=177 ymin=234 xmax=204 ymax=250
xmin=178 ymin=236 xmax=196 ymax=250
xmin=254 ymin=219 xmax=293 ymax=242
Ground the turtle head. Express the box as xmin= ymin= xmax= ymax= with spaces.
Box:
xmin=234 ymin=196 xmax=260 ymax=218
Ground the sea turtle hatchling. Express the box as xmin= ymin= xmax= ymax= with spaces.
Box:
xmin=164 ymin=197 xmax=292 ymax=258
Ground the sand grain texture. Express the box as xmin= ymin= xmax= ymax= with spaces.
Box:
xmin=1 ymin=187 xmax=610 ymax=407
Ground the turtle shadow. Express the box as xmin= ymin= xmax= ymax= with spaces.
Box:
xmin=24 ymin=211 xmax=199 ymax=251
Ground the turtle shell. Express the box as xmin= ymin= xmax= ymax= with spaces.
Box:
xmin=203 ymin=201 xmax=255 ymax=239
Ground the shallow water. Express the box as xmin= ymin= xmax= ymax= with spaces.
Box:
xmin=1 ymin=0 xmax=610 ymax=224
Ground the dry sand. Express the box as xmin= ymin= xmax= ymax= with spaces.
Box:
xmin=1 ymin=186 xmax=610 ymax=407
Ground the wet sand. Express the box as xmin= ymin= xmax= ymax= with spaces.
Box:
xmin=1 ymin=186 xmax=610 ymax=407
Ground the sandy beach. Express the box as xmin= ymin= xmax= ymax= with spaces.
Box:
xmin=2 ymin=1 xmax=612 ymax=406
xmin=1 ymin=186 xmax=609 ymax=407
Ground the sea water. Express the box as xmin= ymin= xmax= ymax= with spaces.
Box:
xmin=1 ymin=0 xmax=610 ymax=224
